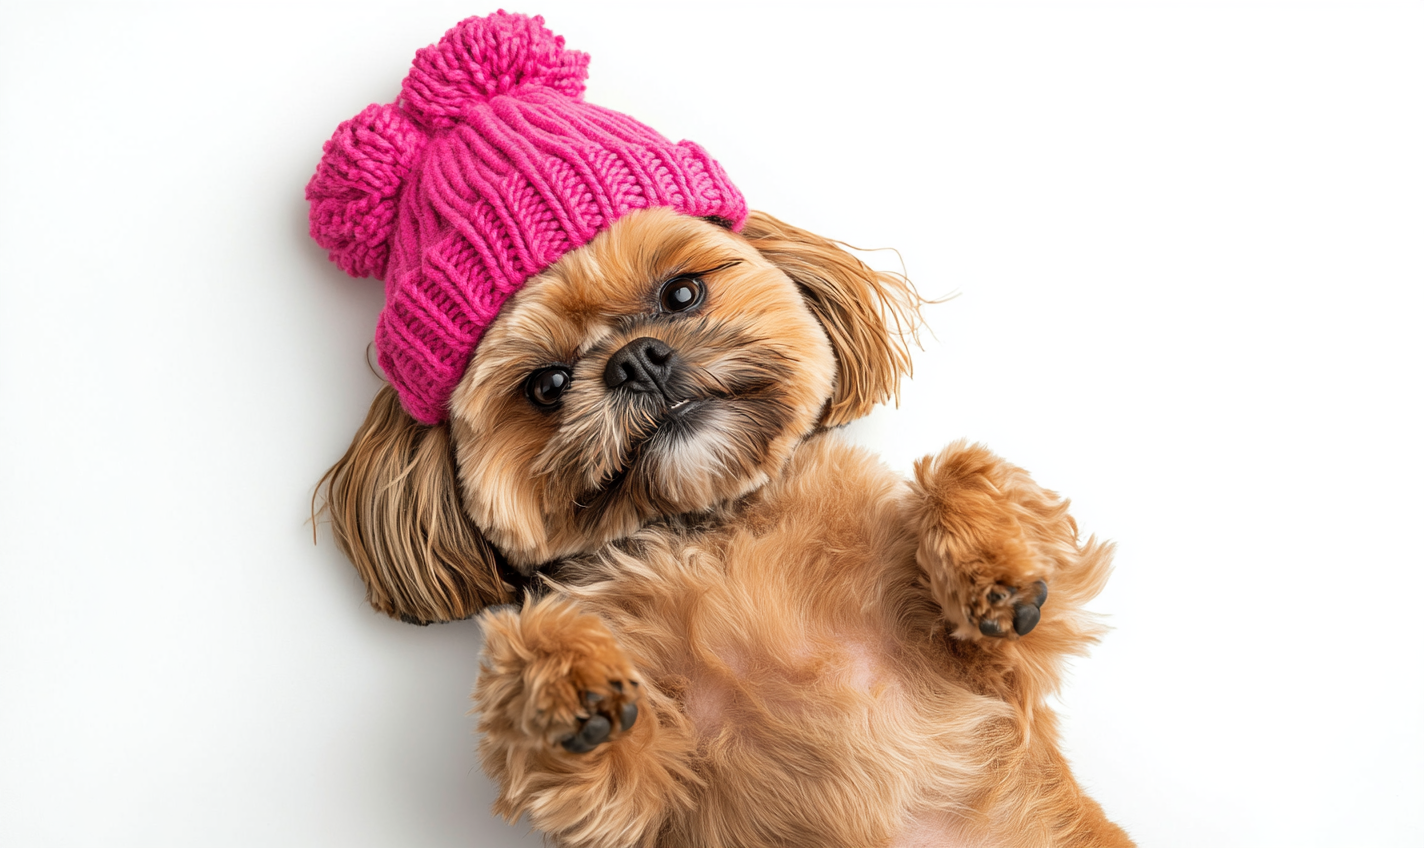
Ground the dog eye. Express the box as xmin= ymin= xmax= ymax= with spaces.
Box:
xmin=525 ymin=367 xmax=571 ymax=408
xmin=659 ymin=276 xmax=704 ymax=313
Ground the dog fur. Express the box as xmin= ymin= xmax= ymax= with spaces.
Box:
xmin=318 ymin=207 xmax=1134 ymax=847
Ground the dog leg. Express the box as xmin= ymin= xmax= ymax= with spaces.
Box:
xmin=910 ymin=442 xmax=1132 ymax=847
xmin=475 ymin=594 xmax=696 ymax=848
xmin=909 ymin=440 xmax=1114 ymax=707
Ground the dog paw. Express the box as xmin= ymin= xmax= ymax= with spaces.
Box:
xmin=912 ymin=441 xmax=1076 ymax=644
xmin=476 ymin=597 xmax=644 ymax=755
xmin=523 ymin=646 xmax=643 ymax=755
xmin=560 ymin=680 xmax=641 ymax=754
xmin=972 ymin=579 xmax=1048 ymax=638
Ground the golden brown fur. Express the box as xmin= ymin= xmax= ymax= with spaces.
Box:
xmin=318 ymin=207 xmax=1133 ymax=847
xmin=316 ymin=387 xmax=511 ymax=621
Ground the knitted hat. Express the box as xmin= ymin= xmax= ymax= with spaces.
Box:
xmin=307 ymin=12 xmax=748 ymax=424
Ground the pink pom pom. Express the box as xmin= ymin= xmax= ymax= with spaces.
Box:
xmin=401 ymin=11 xmax=590 ymax=129
xmin=306 ymin=103 xmax=428 ymax=279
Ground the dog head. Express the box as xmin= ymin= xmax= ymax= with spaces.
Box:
xmin=319 ymin=208 xmax=920 ymax=623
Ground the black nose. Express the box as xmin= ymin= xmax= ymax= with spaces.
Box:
xmin=603 ymin=337 xmax=674 ymax=393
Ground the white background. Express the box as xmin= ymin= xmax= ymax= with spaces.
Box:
xmin=2 ymin=2 xmax=1420 ymax=846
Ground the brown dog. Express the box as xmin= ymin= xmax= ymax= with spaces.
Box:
xmin=319 ymin=206 xmax=1133 ymax=847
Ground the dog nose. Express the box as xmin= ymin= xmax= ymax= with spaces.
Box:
xmin=604 ymin=337 xmax=674 ymax=393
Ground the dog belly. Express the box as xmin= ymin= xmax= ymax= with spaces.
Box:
xmin=669 ymin=622 xmax=986 ymax=848
xmin=682 ymin=623 xmax=896 ymax=733
xmin=888 ymin=809 xmax=986 ymax=848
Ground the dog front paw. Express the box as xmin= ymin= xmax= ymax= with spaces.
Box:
xmin=477 ymin=595 xmax=642 ymax=754
xmin=912 ymin=441 xmax=1076 ymax=643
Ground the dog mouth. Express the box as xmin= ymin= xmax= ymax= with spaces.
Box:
xmin=573 ymin=396 xmax=713 ymax=512
xmin=650 ymin=393 xmax=716 ymax=434
xmin=664 ymin=397 xmax=705 ymax=421
xmin=641 ymin=394 xmax=711 ymax=440
xmin=565 ymin=353 xmax=795 ymax=525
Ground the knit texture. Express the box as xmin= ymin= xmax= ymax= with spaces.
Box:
xmin=307 ymin=11 xmax=747 ymax=424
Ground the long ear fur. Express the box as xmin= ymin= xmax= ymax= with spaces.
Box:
xmin=740 ymin=210 xmax=923 ymax=427
xmin=315 ymin=385 xmax=512 ymax=624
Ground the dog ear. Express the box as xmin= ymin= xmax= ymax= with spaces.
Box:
xmin=740 ymin=210 xmax=923 ymax=427
xmin=315 ymin=385 xmax=513 ymax=624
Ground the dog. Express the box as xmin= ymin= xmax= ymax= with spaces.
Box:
xmin=309 ymin=12 xmax=1132 ymax=847
xmin=318 ymin=206 xmax=1132 ymax=847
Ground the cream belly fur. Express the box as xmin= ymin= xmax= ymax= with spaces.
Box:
xmin=559 ymin=434 xmax=1012 ymax=847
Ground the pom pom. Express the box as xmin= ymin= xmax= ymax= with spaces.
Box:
xmin=306 ymin=103 xmax=428 ymax=279
xmin=401 ymin=11 xmax=590 ymax=129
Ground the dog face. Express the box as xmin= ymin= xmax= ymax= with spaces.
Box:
xmin=449 ymin=208 xmax=838 ymax=565
xmin=319 ymin=208 xmax=918 ymax=622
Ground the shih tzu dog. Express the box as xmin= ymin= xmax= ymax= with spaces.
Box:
xmin=308 ymin=12 xmax=1133 ymax=848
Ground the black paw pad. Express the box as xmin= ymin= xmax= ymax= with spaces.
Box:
xmin=977 ymin=580 xmax=1049 ymax=639
xmin=1011 ymin=580 xmax=1049 ymax=636
xmin=1012 ymin=602 xmax=1041 ymax=636
xmin=561 ymin=713 xmax=612 ymax=753
xmin=560 ymin=686 xmax=639 ymax=753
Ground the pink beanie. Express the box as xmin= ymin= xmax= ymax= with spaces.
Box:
xmin=307 ymin=11 xmax=748 ymax=424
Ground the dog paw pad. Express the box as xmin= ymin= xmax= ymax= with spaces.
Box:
xmin=561 ymin=712 xmax=612 ymax=753
xmin=558 ymin=684 xmax=639 ymax=754
xmin=976 ymin=579 xmax=1048 ymax=639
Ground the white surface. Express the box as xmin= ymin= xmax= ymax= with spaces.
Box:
xmin=2 ymin=2 xmax=1421 ymax=846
